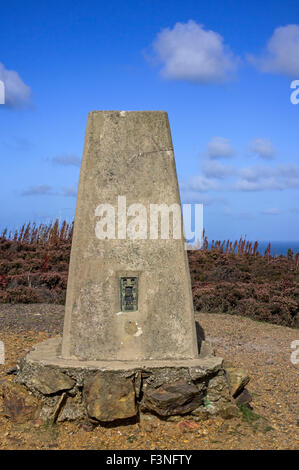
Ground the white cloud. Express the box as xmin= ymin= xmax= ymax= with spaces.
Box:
xmin=236 ymin=176 xmax=287 ymax=191
xmin=206 ymin=137 xmax=235 ymax=159
xmin=185 ymin=174 xmax=221 ymax=192
xmin=52 ymin=154 xmax=81 ymax=167
xmin=239 ymin=164 xmax=299 ymax=182
xmin=250 ymin=138 xmax=275 ymax=160
xmin=183 ymin=161 xmax=299 ymax=194
xmin=183 ymin=134 xmax=299 ymax=194
xmin=180 ymin=189 xmax=226 ymax=206
xmin=3 ymin=136 xmax=33 ymax=151
xmin=0 ymin=62 xmax=31 ymax=108
xmin=152 ymin=20 xmax=238 ymax=83
xmin=239 ymin=165 xmax=275 ymax=181
xmin=248 ymin=24 xmax=299 ymax=76
xmin=277 ymin=163 xmax=299 ymax=178
xmin=202 ymin=160 xmax=236 ymax=179
xmin=235 ymin=178 xmax=284 ymax=192
xmin=235 ymin=163 xmax=299 ymax=191
xmin=21 ymin=185 xmax=54 ymax=196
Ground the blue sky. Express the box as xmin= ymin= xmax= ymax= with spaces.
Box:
xmin=1 ymin=0 xmax=299 ymax=241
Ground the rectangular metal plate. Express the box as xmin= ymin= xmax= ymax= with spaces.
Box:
xmin=120 ymin=277 xmax=138 ymax=311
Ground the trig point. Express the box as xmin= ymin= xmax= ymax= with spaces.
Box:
xmin=17 ymin=111 xmax=239 ymax=424
xmin=62 ymin=110 xmax=198 ymax=362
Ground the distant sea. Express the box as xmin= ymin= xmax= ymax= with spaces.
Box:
xmin=256 ymin=241 xmax=299 ymax=256
xmin=205 ymin=241 xmax=299 ymax=256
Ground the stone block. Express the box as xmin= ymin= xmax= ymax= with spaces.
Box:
xmin=225 ymin=367 xmax=250 ymax=398
xmin=84 ymin=372 xmax=136 ymax=422
xmin=141 ymin=381 xmax=204 ymax=417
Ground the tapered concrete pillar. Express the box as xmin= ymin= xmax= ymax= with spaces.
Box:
xmin=61 ymin=111 xmax=198 ymax=361
xmin=17 ymin=111 xmax=238 ymax=425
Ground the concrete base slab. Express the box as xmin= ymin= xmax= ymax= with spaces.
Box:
xmin=22 ymin=337 xmax=223 ymax=373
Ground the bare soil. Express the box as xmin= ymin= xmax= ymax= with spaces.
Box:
xmin=0 ymin=304 xmax=298 ymax=450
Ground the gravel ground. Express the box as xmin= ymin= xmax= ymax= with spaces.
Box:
xmin=0 ymin=304 xmax=298 ymax=450
xmin=0 ymin=303 xmax=64 ymax=334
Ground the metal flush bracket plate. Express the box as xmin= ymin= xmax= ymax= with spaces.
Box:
xmin=120 ymin=276 xmax=138 ymax=312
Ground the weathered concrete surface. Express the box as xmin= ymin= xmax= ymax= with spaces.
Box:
xmin=62 ymin=111 xmax=198 ymax=361
xmin=17 ymin=337 xmax=223 ymax=374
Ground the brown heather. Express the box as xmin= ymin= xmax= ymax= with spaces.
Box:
xmin=0 ymin=222 xmax=298 ymax=327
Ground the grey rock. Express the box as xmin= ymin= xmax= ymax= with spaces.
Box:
xmin=202 ymin=371 xmax=235 ymax=416
xmin=225 ymin=367 xmax=250 ymax=398
xmin=219 ymin=404 xmax=240 ymax=419
xmin=40 ymin=405 xmax=56 ymax=421
xmin=207 ymin=372 xmax=231 ymax=403
xmin=141 ymin=381 xmax=204 ymax=417
xmin=57 ymin=395 xmax=85 ymax=422
xmin=191 ymin=406 xmax=210 ymax=420
xmin=235 ymin=388 xmax=252 ymax=405
xmin=22 ymin=366 xmax=75 ymax=395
